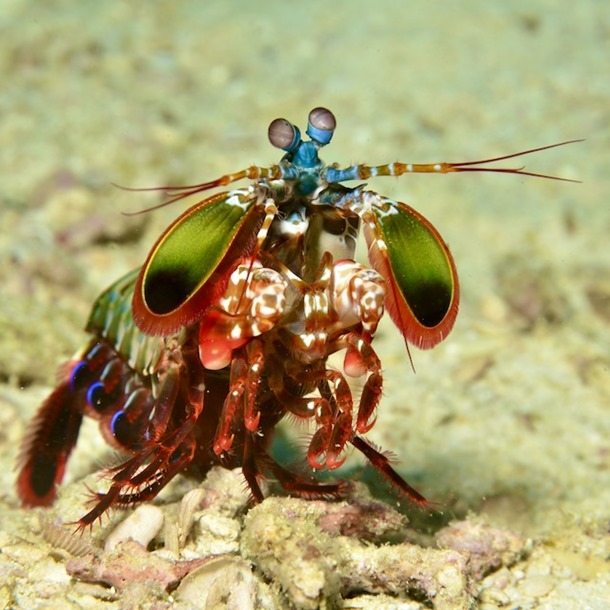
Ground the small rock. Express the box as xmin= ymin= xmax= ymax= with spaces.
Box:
xmin=519 ymin=574 xmax=554 ymax=598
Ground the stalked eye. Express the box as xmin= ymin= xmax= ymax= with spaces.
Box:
xmin=268 ymin=118 xmax=301 ymax=152
xmin=306 ymin=107 xmax=336 ymax=145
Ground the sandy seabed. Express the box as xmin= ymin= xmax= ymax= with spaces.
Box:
xmin=1 ymin=2 xmax=609 ymax=608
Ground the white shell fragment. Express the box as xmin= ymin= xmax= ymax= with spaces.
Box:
xmin=178 ymin=487 xmax=206 ymax=544
xmin=175 ymin=556 xmax=261 ymax=609
xmin=104 ymin=504 xmax=164 ymax=552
